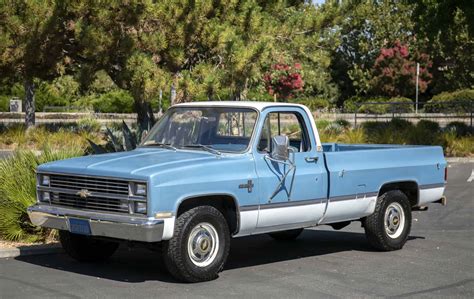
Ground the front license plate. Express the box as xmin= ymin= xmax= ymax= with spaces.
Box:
xmin=68 ymin=218 xmax=91 ymax=235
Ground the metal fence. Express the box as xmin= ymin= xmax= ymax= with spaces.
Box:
xmin=349 ymin=100 xmax=473 ymax=128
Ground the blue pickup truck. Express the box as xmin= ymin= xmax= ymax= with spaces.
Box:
xmin=28 ymin=102 xmax=447 ymax=282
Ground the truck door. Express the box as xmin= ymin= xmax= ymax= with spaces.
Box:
xmin=253 ymin=108 xmax=327 ymax=232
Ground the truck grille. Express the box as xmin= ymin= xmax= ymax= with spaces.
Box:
xmin=42 ymin=174 xmax=142 ymax=214
xmin=49 ymin=174 xmax=129 ymax=196
xmin=50 ymin=192 xmax=129 ymax=214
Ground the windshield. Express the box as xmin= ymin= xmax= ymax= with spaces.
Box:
xmin=141 ymin=107 xmax=258 ymax=153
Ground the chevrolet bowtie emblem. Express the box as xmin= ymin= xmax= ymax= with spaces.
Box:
xmin=77 ymin=189 xmax=92 ymax=198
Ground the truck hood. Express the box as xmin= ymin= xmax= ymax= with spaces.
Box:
xmin=37 ymin=148 xmax=218 ymax=180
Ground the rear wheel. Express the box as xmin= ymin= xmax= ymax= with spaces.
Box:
xmin=162 ymin=206 xmax=230 ymax=282
xmin=59 ymin=230 xmax=119 ymax=262
xmin=363 ymin=190 xmax=412 ymax=251
xmin=268 ymin=228 xmax=303 ymax=241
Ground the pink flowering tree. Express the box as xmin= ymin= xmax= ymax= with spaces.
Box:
xmin=263 ymin=63 xmax=304 ymax=101
xmin=370 ymin=41 xmax=432 ymax=98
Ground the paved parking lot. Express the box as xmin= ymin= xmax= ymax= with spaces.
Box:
xmin=0 ymin=162 xmax=472 ymax=298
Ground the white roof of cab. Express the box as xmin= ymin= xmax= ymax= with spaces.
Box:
xmin=173 ymin=101 xmax=306 ymax=111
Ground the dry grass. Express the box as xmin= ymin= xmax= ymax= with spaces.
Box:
xmin=0 ymin=125 xmax=103 ymax=151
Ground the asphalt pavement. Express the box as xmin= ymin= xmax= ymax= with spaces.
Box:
xmin=0 ymin=162 xmax=472 ymax=298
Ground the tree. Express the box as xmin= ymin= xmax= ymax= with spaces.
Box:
xmin=263 ymin=62 xmax=304 ymax=100
xmin=0 ymin=0 xmax=75 ymax=128
xmin=408 ymin=0 xmax=473 ymax=94
xmin=327 ymin=0 xmax=417 ymax=103
xmin=370 ymin=41 xmax=432 ymax=98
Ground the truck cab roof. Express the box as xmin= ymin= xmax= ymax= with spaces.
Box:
xmin=174 ymin=101 xmax=307 ymax=111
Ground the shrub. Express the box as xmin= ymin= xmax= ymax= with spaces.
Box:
xmin=338 ymin=128 xmax=366 ymax=144
xmin=0 ymin=148 xmax=83 ymax=242
xmin=358 ymin=97 xmax=389 ymax=114
xmin=334 ymin=119 xmax=351 ymax=129
xmin=77 ymin=117 xmax=102 ymax=132
xmin=407 ymin=120 xmax=442 ymax=145
xmin=362 ymin=118 xmax=414 ymax=144
xmin=0 ymin=96 xmax=9 ymax=112
xmin=443 ymin=132 xmax=474 ymax=157
xmin=297 ymin=97 xmax=332 ymax=111
xmin=445 ymin=121 xmax=472 ymax=137
xmin=343 ymin=96 xmax=393 ymax=114
xmin=424 ymin=89 xmax=474 ymax=113
xmin=387 ymin=97 xmax=414 ymax=113
xmin=315 ymin=119 xmax=331 ymax=131
xmin=75 ymin=90 xmax=134 ymax=113
xmin=0 ymin=124 xmax=102 ymax=151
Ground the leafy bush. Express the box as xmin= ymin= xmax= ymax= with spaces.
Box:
xmin=445 ymin=121 xmax=472 ymax=137
xmin=76 ymin=90 xmax=135 ymax=113
xmin=0 ymin=148 xmax=83 ymax=242
xmin=297 ymin=97 xmax=332 ymax=110
xmin=363 ymin=118 xmax=414 ymax=144
xmin=344 ymin=96 xmax=388 ymax=114
xmin=407 ymin=120 xmax=442 ymax=145
xmin=344 ymin=96 xmax=414 ymax=114
xmin=357 ymin=97 xmax=389 ymax=114
xmin=424 ymin=89 xmax=474 ymax=113
xmin=387 ymin=97 xmax=414 ymax=113
xmin=0 ymin=95 xmax=10 ymax=112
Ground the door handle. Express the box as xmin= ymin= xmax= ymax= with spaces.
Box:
xmin=305 ymin=156 xmax=318 ymax=163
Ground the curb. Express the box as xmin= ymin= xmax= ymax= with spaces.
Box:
xmin=0 ymin=243 xmax=63 ymax=259
xmin=446 ymin=157 xmax=474 ymax=163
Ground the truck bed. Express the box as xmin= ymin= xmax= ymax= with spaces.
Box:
xmin=320 ymin=143 xmax=446 ymax=223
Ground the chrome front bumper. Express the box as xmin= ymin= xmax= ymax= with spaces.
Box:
xmin=27 ymin=204 xmax=164 ymax=242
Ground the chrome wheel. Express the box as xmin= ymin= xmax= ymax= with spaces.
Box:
xmin=187 ymin=222 xmax=219 ymax=267
xmin=384 ymin=202 xmax=405 ymax=239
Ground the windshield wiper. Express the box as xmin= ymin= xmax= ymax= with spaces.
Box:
xmin=182 ymin=144 xmax=221 ymax=155
xmin=142 ymin=141 xmax=177 ymax=151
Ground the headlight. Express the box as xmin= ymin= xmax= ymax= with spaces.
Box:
xmin=134 ymin=183 xmax=147 ymax=196
xmin=134 ymin=202 xmax=147 ymax=214
xmin=40 ymin=175 xmax=50 ymax=186
xmin=39 ymin=191 xmax=50 ymax=202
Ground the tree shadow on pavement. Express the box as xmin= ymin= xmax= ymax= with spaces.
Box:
xmin=15 ymin=229 xmax=424 ymax=284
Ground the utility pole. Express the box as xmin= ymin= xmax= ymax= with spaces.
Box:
xmin=415 ymin=62 xmax=419 ymax=114
xmin=159 ymin=89 xmax=163 ymax=113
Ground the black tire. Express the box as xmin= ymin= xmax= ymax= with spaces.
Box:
xmin=363 ymin=190 xmax=412 ymax=251
xmin=268 ymin=228 xmax=303 ymax=241
xmin=162 ymin=206 xmax=230 ymax=283
xmin=59 ymin=230 xmax=119 ymax=262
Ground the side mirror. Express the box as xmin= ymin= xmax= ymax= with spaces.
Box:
xmin=270 ymin=135 xmax=289 ymax=161
xmin=141 ymin=130 xmax=148 ymax=143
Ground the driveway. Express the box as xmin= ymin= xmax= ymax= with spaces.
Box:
xmin=0 ymin=162 xmax=473 ymax=298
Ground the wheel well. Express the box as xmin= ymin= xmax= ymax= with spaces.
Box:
xmin=378 ymin=181 xmax=419 ymax=207
xmin=177 ymin=195 xmax=239 ymax=235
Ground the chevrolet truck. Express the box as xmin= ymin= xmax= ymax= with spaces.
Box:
xmin=28 ymin=102 xmax=447 ymax=282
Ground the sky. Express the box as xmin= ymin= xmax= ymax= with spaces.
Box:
xmin=312 ymin=0 xmax=326 ymax=5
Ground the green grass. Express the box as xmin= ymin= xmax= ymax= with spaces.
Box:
xmin=0 ymin=148 xmax=84 ymax=242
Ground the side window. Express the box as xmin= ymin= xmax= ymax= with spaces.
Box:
xmin=257 ymin=112 xmax=310 ymax=152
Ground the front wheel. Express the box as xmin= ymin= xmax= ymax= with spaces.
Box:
xmin=162 ymin=206 xmax=230 ymax=282
xmin=363 ymin=190 xmax=412 ymax=251
xmin=59 ymin=231 xmax=119 ymax=262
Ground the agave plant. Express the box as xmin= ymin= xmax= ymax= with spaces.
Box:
xmin=87 ymin=120 xmax=152 ymax=154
